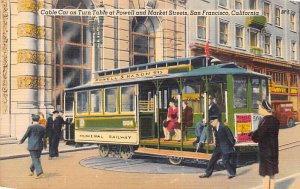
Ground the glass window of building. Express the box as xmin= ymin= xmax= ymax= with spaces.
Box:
xmin=235 ymin=26 xmax=244 ymax=48
xmin=54 ymin=0 xmax=91 ymax=111
xmin=291 ymin=75 xmax=298 ymax=87
xmin=121 ymin=86 xmax=135 ymax=112
xmin=275 ymin=7 xmax=281 ymax=26
xmin=290 ymin=12 xmax=295 ymax=31
xmin=235 ymin=0 xmax=242 ymax=9
xmin=219 ymin=21 xmax=229 ymax=45
xmin=263 ymin=2 xmax=270 ymax=23
xmin=90 ymin=90 xmax=101 ymax=113
xmin=219 ymin=0 xmax=227 ymax=7
xmin=250 ymin=30 xmax=258 ymax=47
xmin=291 ymin=41 xmax=296 ymax=60
xmin=105 ymin=88 xmax=117 ymax=113
xmin=131 ymin=17 xmax=155 ymax=65
xmin=197 ymin=16 xmax=206 ymax=39
xmin=264 ymin=35 xmax=271 ymax=54
xmin=249 ymin=0 xmax=257 ymax=9
xmin=276 ymin=37 xmax=282 ymax=57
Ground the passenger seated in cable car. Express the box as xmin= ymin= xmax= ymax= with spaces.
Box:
xmin=179 ymin=100 xmax=193 ymax=142
xmin=162 ymin=99 xmax=179 ymax=141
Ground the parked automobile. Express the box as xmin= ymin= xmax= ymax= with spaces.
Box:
xmin=272 ymin=100 xmax=298 ymax=128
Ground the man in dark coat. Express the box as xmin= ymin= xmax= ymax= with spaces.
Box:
xmin=46 ymin=110 xmax=65 ymax=159
xmin=178 ymin=100 xmax=193 ymax=141
xmin=19 ymin=114 xmax=46 ymax=179
xmin=199 ymin=115 xmax=236 ymax=179
xmin=249 ymin=100 xmax=279 ymax=189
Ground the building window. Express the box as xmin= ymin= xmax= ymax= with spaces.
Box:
xmin=264 ymin=35 xmax=271 ymax=54
xmin=235 ymin=26 xmax=244 ymax=48
xmin=235 ymin=0 xmax=242 ymax=9
xmin=275 ymin=7 xmax=281 ymax=26
xmin=290 ymin=12 xmax=295 ymax=31
xmin=54 ymin=0 xmax=92 ymax=111
xmin=249 ymin=0 xmax=256 ymax=9
xmin=267 ymin=71 xmax=287 ymax=86
xmin=250 ymin=30 xmax=258 ymax=47
xmin=291 ymin=41 xmax=296 ymax=60
xmin=263 ymin=2 xmax=270 ymax=23
xmin=291 ymin=74 xmax=298 ymax=87
xmin=131 ymin=17 xmax=155 ymax=65
xmin=197 ymin=16 xmax=206 ymax=39
xmin=219 ymin=21 xmax=229 ymax=45
xmin=276 ymin=37 xmax=282 ymax=57
xmin=219 ymin=0 xmax=227 ymax=7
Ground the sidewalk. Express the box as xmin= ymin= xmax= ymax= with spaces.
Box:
xmin=0 ymin=141 xmax=98 ymax=160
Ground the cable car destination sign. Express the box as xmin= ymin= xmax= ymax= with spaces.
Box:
xmin=94 ymin=69 xmax=169 ymax=83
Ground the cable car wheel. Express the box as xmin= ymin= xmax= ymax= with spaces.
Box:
xmin=98 ymin=144 xmax=110 ymax=157
xmin=168 ymin=156 xmax=183 ymax=165
xmin=119 ymin=145 xmax=134 ymax=159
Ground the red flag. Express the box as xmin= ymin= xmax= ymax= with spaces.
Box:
xmin=205 ymin=41 xmax=210 ymax=59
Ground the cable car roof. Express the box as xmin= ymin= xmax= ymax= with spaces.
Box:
xmin=65 ymin=61 xmax=269 ymax=92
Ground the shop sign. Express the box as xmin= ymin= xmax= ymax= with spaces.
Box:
xmin=269 ymin=86 xmax=288 ymax=94
xmin=94 ymin=69 xmax=169 ymax=83
xmin=290 ymin=88 xmax=298 ymax=94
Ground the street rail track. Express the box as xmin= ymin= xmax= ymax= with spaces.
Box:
xmin=279 ymin=140 xmax=300 ymax=151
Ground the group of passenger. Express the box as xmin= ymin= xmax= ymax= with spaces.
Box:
xmin=162 ymin=96 xmax=279 ymax=188
xmin=162 ymin=95 xmax=219 ymax=148
xmin=19 ymin=110 xmax=66 ymax=178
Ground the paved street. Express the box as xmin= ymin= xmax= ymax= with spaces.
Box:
xmin=0 ymin=124 xmax=299 ymax=189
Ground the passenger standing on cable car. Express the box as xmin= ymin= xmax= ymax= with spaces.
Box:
xmin=177 ymin=100 xmax=193 ymax=142
xmin=163 ymin=99 xmax=178 ymax=141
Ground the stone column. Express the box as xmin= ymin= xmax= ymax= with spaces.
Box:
xmin=15 ymin=0 xmax=39 ymax=138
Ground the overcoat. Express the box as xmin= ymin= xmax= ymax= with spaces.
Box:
xmin=182 ymin=106 xmax=193 ymax=129
xmin=251 ymin=115 xmax=280 ymax=176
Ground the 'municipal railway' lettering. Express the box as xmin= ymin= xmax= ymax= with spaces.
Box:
xmin=109 ymin=135 xmax=132 ymax=140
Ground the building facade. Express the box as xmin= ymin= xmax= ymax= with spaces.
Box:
xmin=187 ymin=0 xmax=300 ymax=119
xmin=0 ymin=0 xmax=187 ymax=139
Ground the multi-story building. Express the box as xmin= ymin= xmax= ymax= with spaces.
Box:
xmin=0 ymin=0 xmax=187 ymax=139
xmin=187 ymin=0 xmax=300 ymax=119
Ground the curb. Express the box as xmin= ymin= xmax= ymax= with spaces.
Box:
xmin=0 ymin=146 xmax=98 ymax=160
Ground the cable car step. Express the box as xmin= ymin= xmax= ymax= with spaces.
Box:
xmin=135 ymin=147 xmax=212 ymax=160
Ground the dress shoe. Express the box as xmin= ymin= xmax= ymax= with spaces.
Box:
xmin=48 ymin=157 xmax=53 ymax=160
xmin=28 ymin=171 xmax=34 ymax=176
xmin=199 ymin=174 xmax=211 ymax=178
xmin=35 ymin=173 xmax=45 ymax=179
xmin=228 ymin=175 xmax=236 ymax=179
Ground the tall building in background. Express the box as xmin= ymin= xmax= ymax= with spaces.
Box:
xmin=187 ymin=0 xmax=300 ymax=119
xmin=0 ymin=0 xmax=187 ymax=139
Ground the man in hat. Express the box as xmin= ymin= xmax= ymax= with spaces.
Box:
xmin=19 ymin=114 xmax=46 ymax=179
xmin=199 ymin=114 xmax=236 ymax=179
xmin=46 ymin=110 xmax=64 ymax=159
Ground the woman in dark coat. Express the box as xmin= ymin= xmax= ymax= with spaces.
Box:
xmin=249 ymin=100 xmax=280 ymax=189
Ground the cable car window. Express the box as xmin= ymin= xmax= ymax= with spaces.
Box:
xmin=252 ymin=78 xmax=260 ymax=108
xmin=90 ymin=90 xmax=101 ymax=113
xmin=105 ymin=88 xmax=117 ymax=113
xmin=262 ymin=79 xmax=267 ymax=100
xmin=77 ymin=91 xmax=88 ymax=113
xmin=121 ymin=86 xmax=135 ymax=112
xmin=233 ymin=77 xmax=247 ymax=108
